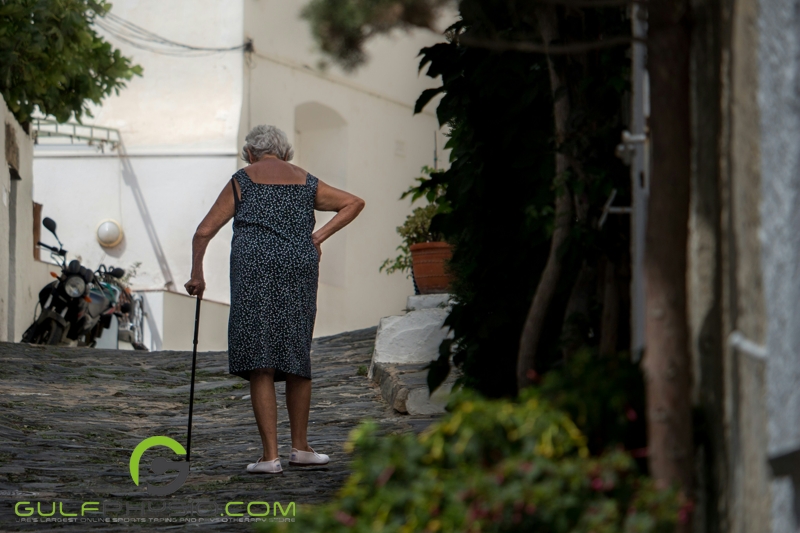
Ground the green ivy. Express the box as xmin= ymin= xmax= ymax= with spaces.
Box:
xmin=537 ymin=348 xmax=648 ymax=456
xmin=257 ymin=389 xmax=684 ymax=533
xmin=0 ymin=0 xmax=142 ymax=125
xmin=409 ymin=5 xmax=632 ymax=397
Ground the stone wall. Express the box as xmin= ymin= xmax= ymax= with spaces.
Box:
xmin=758 ymin=0 xmax=800 ymax=529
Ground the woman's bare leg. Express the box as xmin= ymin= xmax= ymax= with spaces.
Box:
xmin=249 ymin=368 xmax=279 ymax=460
xmin=285 ymin=374 xmax=313 ymax=451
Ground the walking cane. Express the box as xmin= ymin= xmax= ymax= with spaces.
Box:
xmin=186 ymin=296 xmax=201 ymax=462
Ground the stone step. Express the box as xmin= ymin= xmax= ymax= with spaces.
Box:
xmin=370 ymin=361 xmax=457 ymax=415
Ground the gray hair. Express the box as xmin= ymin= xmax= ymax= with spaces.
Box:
xmin=241 ymin=125 xmax=294 ymax=162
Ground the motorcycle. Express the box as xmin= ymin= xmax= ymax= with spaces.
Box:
xmin=21 ymin=217 xmax=135 ymax=347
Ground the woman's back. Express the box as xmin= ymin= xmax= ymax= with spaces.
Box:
xmin=231 ymin=165 xmax=318 ymax=257
xmin=242 ymin=159 xmax=308 ymax=185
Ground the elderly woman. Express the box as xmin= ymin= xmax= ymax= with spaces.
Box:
xmin=184 ymin=125 xmax=365 ymax=474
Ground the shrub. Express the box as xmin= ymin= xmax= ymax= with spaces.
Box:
xmin=258 ymin=389 xmax=683 ymax=533
xmin=537 ymin=349 xmax=648 ymax=456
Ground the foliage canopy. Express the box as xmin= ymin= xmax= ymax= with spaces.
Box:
xmin=0 ymin=0 xmax=142 ymax=125
xmin=301 ymin=0 xmax=449 ymax=70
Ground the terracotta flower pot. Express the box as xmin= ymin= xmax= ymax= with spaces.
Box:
xmin=409 ymin=241 xmax=454 ymax=294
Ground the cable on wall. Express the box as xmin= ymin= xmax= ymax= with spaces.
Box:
xmin=94 ymin=12 xmax=251 ymax=57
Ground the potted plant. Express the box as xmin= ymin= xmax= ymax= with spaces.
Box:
xmin=380 ymin=167 xmax=454 ymax=294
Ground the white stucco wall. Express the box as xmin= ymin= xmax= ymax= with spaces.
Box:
xmin=137 ymin=290 xmax=229 ymax=352
xmin=86 ymin=0 xmax=244 ymax=152
xmin=243 ymin=0 xmax=450 ymax=337
xmin=758 ymin=0 xmax=800 ymax=530
xmin=33 ymin=152 xmax=236 ymax=302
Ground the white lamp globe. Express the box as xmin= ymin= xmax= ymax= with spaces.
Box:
xmin=96 ymin=219 xmax=123 ymax=247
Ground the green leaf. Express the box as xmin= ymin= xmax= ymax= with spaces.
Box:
xmin=0 ymin=0 xmax=142 ymax=124
xmin=414 ymin=87 xmax=444 ymax=115
xmin=424 ymin=338 xmax=453 ymax=393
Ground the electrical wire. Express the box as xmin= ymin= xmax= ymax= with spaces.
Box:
xmin=94 ymin=12 xmax=250 ymax=57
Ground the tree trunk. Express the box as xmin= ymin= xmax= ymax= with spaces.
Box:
xmin=599 ymin=257 xmax=619 ymax=356
xmin=516 ymin=5 xmax=573 ymax=390
xmin=644 ymin=0 xmax=694 ymax=508
xmin=561 ymin=261 xmax=595 ymax=359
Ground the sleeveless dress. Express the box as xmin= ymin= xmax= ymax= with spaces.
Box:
xmin=227 ymin=168 xmax=319 ymax=382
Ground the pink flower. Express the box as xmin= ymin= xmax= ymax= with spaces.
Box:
xmin=591 ymin=477 xmax=605 ymax=491
xmin=678 ymin=500 xmax=695 ymax=524
xmin=335 ymin=511 xmax=356 ymax=527
xmin=629 ymin=447 xmax=648 ymax=458
xmin=626 ymin=407 xmax=638 ymax=421
xmin=376 ymin=466 xmax=395 ymax=487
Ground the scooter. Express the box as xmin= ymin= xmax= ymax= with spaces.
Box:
xmin=21 ymin=217 xmax=130 ymax=347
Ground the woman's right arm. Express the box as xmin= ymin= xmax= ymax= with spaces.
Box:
xmin=185 ymin=181 xmax=237 ymax=298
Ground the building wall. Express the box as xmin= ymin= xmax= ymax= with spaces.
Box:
xmin=758 ymin=0 xmax=800 ymax=529
xmin=138 ymin=290 xmax=229 ymax=352
xmin=34 ymin=0 xmax=244 ymax=308
xmin=33 ymin=153 xmax=236 ymax=303
xmin=0 ymin=97 xmax=56 ymax=342
xmin=243 ymin=0 xmax=450 ymax=337
xmin=85 ymin=0 xmax=244 ymax=152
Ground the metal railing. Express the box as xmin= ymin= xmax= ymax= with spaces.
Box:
xmin=31 ymin=118 xmax=121 ymax=150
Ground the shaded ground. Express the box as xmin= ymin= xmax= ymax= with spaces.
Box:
xmin=0 ymin=326 xmax=438 ymax=531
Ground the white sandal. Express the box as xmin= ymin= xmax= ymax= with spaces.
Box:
xmin=246 ymin=457 xmax=283 ymax=474
xmin=289 ymin=447 xmax=330 ymax=466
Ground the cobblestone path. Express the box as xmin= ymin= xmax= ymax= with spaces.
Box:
xmin=0 ymin=326 xmax=437 ymax=531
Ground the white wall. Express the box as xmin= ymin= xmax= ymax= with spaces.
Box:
xmin=86 ymin=0 xmax=244 ymax=152
xmin=243 ymin=0 xmax=451 ymax=337
xmin=33 ymin=0 xmax=245 ymax=304
xmin=33 ymin=153 xmax=236 ymax=304
xmin=138 ymin=290 xmax=229 ymax=352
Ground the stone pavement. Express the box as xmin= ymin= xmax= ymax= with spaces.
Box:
xmin=0 ymin=326 xmax=439 ymax=531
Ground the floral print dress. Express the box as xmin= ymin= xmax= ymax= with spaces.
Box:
xmin=227 ymin=168 xmax=319 ymax=381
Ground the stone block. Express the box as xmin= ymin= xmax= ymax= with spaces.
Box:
xmin=369 ymin=361 xmax=456 ymax=415
xmin=372 ymin=307 xmax=453 ymax=366
xmin=406 ymin=293 xmax=454 ymax=311
xmin=406 ymin=380 xmax=453 ymax=415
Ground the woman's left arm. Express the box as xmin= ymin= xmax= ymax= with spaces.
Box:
xmin=185 ymin=182 xmax=236 ymax=298
xmin=312 ymin=180 xmax=366 ymax=260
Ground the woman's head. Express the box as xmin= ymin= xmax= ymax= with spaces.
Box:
xmin=241 ymin=125 xmax=294 ymax=163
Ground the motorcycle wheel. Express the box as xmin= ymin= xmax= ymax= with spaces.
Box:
xmin=31 ymin=320 xmax=63 ymax=345
xmin=21 ymin=322 xmax=37 ymax=343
